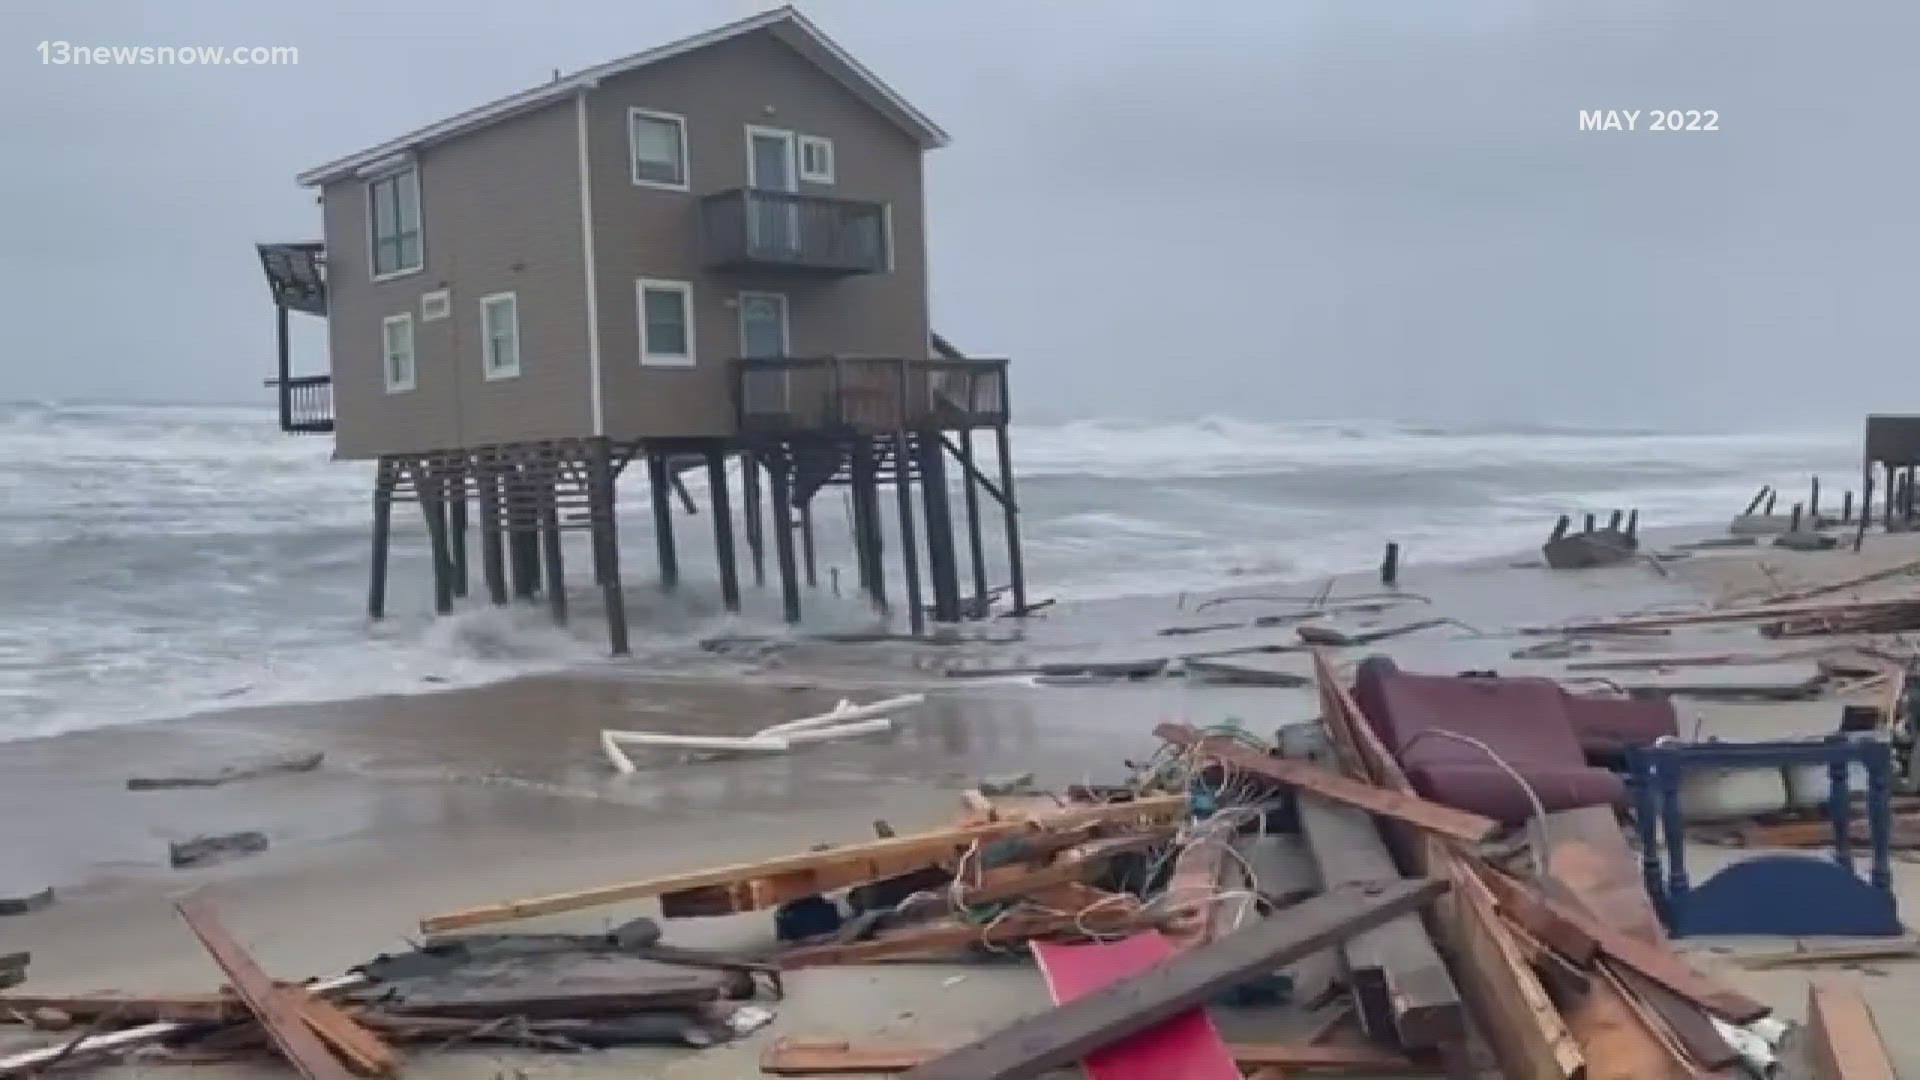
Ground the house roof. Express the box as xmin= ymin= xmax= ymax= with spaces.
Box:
xmin=295 ymin=5 xmax=947 ymax=187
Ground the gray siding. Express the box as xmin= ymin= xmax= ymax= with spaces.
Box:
xmin=323 ymin=100 xmax=591 ymax=458
xmin=583 ymin=29 xmax=930 ymax=439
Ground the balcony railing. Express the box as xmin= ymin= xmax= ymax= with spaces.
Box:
xmin=701 ymin=189 xmax=888 ymax=275
xmin=263 ymin=374 xmax=335 ymax=434
xmin=736 ymin=357 xmax=1009 ymax=434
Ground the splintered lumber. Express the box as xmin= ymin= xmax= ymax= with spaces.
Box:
xmin=1736 ymin=942 xmax=1920 ymax=970
xmin=759 ymin=1038 xmax=1426 ymax=1075
xmin=1311 ymin=649 xmax=1583 ymax=1080
xmin=1154 ymin=724 xmax=1498 ymax=845
xmin=1474 ymin=869 xmax=1767 ymax=1024
xmin=0 ymin=991 xmax=245 ymax=1024
xmin=174 ymin=894 xmax=355 ymax=1080
xmin=1033 ymin=933 xmax=1240 ymax=1080
xmin=1297 ymin=796 xmax=1464 ymax=1048
xmin=779 ymin=908 xmax=1153 ymax=968
xmin=1806 ymin=981 xmax=1897 ymax=1080
xmin=900 ymin=879 xmax=1446 ymax=1080
xmin=423 ymin=795 xmax=1185 ymax=932
xmin=958 ymin=834 xmax=1160 ymax=909
xmin=1763 ymin=556 xmax=1920 ymax=605
xmin=1161 ymin=809 xmax=1265 ymax=949
xmin=1532 ymin=596 xmax=1920 ymax=636
xmin=298 ymin=994 xmax=398 ymax=1076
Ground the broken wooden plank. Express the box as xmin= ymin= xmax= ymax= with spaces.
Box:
xmin=1805 ymin=980 xmax=1897 ymax=1080
xmin=779 ymin=908 xmax=1153 ymax=968
xmin=1475 ymin=869 xmax=1768 ymax=1023
xmin=901 ymin=879 xmax=1445 ymax=1080
xmin=1736 ymin=942 xmax=1920 ymax=970
xmin=1297 ymin=795 xmax=1464 ymax=1048
xmin=424 ymin=795 xmax=1187 ymax=932
xmin=297 ymin=993 xmax=397 ymax=1076
xmin=0 ymin=991 xmax=244 ymax=1024
xmin=759 ymin=1038 xmax=1427 ymax=1075
xmin=174 ymin=894 xmax=354 ymax=1080
xmin=1531 ymin=596 xmax=1920 ymax=636
xmin=1155 ymin=724 xmax=1498 ymax=845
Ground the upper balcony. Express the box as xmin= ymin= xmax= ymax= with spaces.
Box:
xmin=700 ymin=188 xmax=888 ymax=276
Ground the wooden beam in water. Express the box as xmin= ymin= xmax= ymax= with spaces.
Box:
xmin=477 ymin=466 xmax=508 ymax=604
xmin=892 ymin=425 xmax=926 ymax=637
xmin=768 ymin=449 xmax=803 ymax=624
xmin=917 ymin=434 xmax=961 ymax=622
xmin=706 ymin=446 xmax=740 ymax=612
xmin=367 ymin=459 xmax=394 ymax=619
xmin=993 ymin=423 xmax=1028 ymax=614
xmin=538 ymin=473 xmax=567 ymax=625
xmin=645 ymin=452 xmax=678 ymax=591
xmin=588 ymin=439 xmax=629 ymax=656
xmin=956 ymin=430 xmax=990 ymax=615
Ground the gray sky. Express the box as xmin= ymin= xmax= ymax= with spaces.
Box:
xmin=2 ymin=0 xmax=1913 ymax=423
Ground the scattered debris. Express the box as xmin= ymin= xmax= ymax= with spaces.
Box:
xmin=601 ymin=693 xmax=923 ymax=771
xmin=169 ymin=830 xmax=270 ymax=869
xmin=1542 ymin=511 xmax=1639 ymax=570
xmin=128 ymin=751 xmax=324 ymax=791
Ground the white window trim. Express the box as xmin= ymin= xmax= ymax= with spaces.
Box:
xmin=420 ymin=288 xmax=450 ymax=321
xmin=367 ymin=164 xmax=424 ymax=282
xmin=637 ymin=278 xmax=696 ymax=368
xmin=628 ymin=107 xmax=690 ymax=191
xmin=744 ymin=124 xmax=798 ymax=189
xmin=797 ymin=134 xmax=835 ymax=184
xmin=382 ymin=312 xmax=416 ymax=393
xmin=478 ymin=291 xmax=522 ymax=381
xmin=737 ymin=291 xmax=791 ymax=356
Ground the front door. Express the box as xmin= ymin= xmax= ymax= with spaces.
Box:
xmin=746 ymin=127 xmax=799 ymax=255
xmin=739 ymin=292 xmax=791 ymax=415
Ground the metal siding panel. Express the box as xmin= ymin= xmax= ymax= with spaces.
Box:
xmin=587 ymin=29 xmax=930 ymax=440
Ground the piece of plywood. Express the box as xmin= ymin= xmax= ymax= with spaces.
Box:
xmin=1033 ymin=933 xmax=1240 ymax=1080
xmin=174 ymin=894 xmax=354 ymax=1080
xmin=1806 ymin=981 xmax=1897 ymax=1080
xmin=424 ymin=796 xmax=1185 ymax=932
xmin=903 ymin=880 xmax=1444 ymax=1080
xmin=1154 ymin=724 xmax=1498 ymax=845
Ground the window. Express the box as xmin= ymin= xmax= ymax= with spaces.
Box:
xmin=368 ymin=166 xmax=422 ymax=278
xmin=478 ymin=292 xmax=521 ymax=380
xmin=420 ymin=289 xmax=450 ymax=322
xmin=637 ymin=279 xmax=694 ymax=366
xmin=628 ymin=108 xmax=688 ymax=189
xmin=381 ymin=313 xmax=415 ymax=393
xmin=798 ymin=135 xmax=834 ymax=184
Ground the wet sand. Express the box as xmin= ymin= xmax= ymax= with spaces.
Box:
xmin=8 ymin=528 xmax=1920 ymax=1075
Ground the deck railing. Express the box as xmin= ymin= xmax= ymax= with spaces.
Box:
xmin=263 ymin=374 xmax=335 ymax=433
xmin=701 ymin=189 xmax=888 ymax=275
xmin=736 ymin=357 xmax=1009 ymax=434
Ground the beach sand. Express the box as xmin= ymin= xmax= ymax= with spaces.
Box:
xmin=8 ymin=528 xmax=1920 ymax=1076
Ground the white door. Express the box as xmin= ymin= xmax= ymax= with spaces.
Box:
xmin=746 ymin=127 xmax=799 ymax=254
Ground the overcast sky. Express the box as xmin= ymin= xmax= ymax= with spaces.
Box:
xmin=2 ymin=0 xmax=1913 ymax=424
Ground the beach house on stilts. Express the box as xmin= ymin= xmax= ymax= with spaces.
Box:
xmin=255 ymin=6 xmax=1026 ymax=654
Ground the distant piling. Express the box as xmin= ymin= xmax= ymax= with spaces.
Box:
xmin=1380 ymin=542 xmax=1401 ymax=587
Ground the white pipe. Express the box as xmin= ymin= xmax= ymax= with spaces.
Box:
xmin=600 ymin=729 xmax=790 ymax=774
xmin=755 ymin=693 xmax=925 ymax=737
xmin=777 ymin=717 xmax=894 ymax=745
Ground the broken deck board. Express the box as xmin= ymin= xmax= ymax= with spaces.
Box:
xmin=1154 ymin=723 xmax=1498 ymax=845
xmin=1805 ymin=980 xmax=1897 ymax=1080
xmin=759 ymin=1038 xmax=1427 ymax=1075
xmin=174 ymin=893 xmax=355 ymax=1080
xmin=1297 ymin=794 xmax=1464 ymax=1048
xmin=423 ymin=795 xmax=1186 ymax=932
xmin=900 ymin=878 xmax=1445 ymax=1080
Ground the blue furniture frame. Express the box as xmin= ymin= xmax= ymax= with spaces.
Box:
xmin=1625 ymin=735 xmax=1901 ymax=937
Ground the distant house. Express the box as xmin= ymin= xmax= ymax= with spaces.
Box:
xmin=256 ymin=6 xmax=1025 ymax=650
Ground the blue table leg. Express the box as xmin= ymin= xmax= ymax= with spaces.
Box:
xmin=1830 ymin=745 xmax=1854 ymax=873
xmin=1866 ymin=740 xmax=1893 ymax=893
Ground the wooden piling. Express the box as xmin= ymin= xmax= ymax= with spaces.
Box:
xmin=892 ymin=430 xmax=926 ymax=636
xmin=767 ymin=451 xmax=803 ymax=624
xmin=1606 ymin=509 xmax=1622 ymax=533
xmin=645 ymin=452 xmax=679 ymax=591
xmin=1790 ymin=503 xmax=1804 ymax=532
xmin=1844 ymin=490 xmax=1855 ymax=525
xmin=1381 ymin=542 xmax=1400 ymax=587
xmin=1744 ymin=486 xmax=1771 ymax=515
xmin=850 ymin=440 xmax=887 ymax=613
xmin=799 ymin=501 xmax=818 ymax=589
xmin=1857 ymin=469 xmax=1874 ymax=552
xmin=588 ymin=440 xmax=629 ymax=656
xmin=539 ymin=474 xmax=567 ymax=625
xmin=1810 ymin=476 xmax=1821 ymax=520
xmin=957 ymin=429 xmax=990 ymax=617
xmin=508 ymin=473 xmax=541 ymax=601
xmin=478 ymin=467 xmax=508 ymax=605
xmin=743 ymin=453 xmax=766 ymax=588
xmin=1765 ymin=490 xmax=1778 ymax=515
xmin=1626 ymin=509 xmax=1638 ymax=537
xmin=917 ymin=434 xmax=962 ymax=622
xmin=1583 ymin=513 xmax=1596 ymax=535
xmin=419 ymin=466 xmax=455 ymax=616
xmin=448 ymin=482 xmax=469 ymax=599
xmin=705 ymin=447 xmax=741 ymax=612
xmin=994 ymin=424 xmax=1028 ymax=615
xmin=368 ymin=459 xmax=394 ymax=619
xmin=1883 ymin=465 xmax=1895 ymax=531
xmin=1549 ymin=515 xmax=1570 ymax=542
